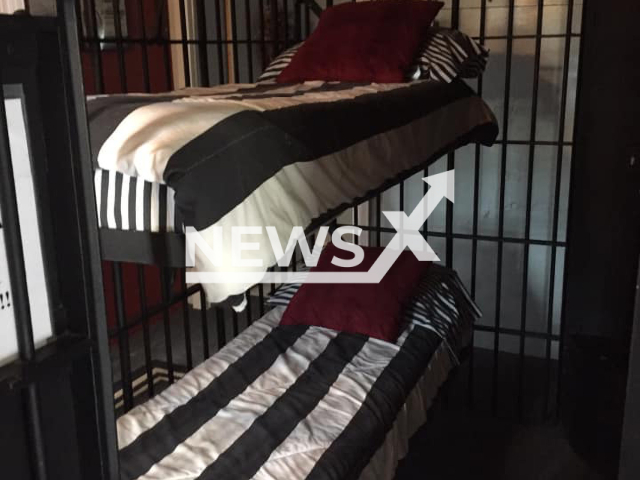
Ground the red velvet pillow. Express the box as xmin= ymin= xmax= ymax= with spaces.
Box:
xmin=277 ymin=0 xmax=444 ymax=84
xmin=280 ymin=244 xmax=431 ymax=342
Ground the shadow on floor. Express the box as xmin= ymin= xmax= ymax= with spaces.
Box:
xmin=396 ymin=407 xmax=605 ymax=480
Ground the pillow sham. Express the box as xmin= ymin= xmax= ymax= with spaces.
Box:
xmin=276 ymin=0 xmax=444 ymax=84
xmin=279 ymin=244 xmax=429 ymax=343
xmin=415 ymin=28 xmax=489 ymax=83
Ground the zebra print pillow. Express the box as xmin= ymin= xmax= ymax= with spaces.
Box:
xmin=257 ymin=43 xmax=303 ymax=82
xmin=415 ymin=28 xmax=489 ymax=83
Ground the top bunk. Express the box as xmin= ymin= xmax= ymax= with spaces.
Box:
xmin=83 ymin=0 xmax=499 ymax=304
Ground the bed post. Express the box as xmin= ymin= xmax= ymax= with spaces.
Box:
xmin=56 ymin=0 xmax=120 ymax=477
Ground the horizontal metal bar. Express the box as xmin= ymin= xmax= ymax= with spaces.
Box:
xmin=476 ymin=33 xmax=580 ymax=41
xmin=80 ymin=32 xmax=581 ymax=46
xmin=341 ymin=225 xmax=568 ymax=248
xmin=493 ymin=139 xmax=574 ymax=147
xmin=473 ymin=324 xmax=561 ymax=342
xmin=81 ymin=37 xmax=287 ymax=46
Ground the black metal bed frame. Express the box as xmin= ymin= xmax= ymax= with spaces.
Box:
xmin=67 ymin=0 xmax=583 ymax=424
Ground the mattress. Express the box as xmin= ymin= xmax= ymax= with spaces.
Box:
xmin=116 ymin=266 xmax=476 ymax=480
xmin=89 ymin=80 xmax=498 ymax=302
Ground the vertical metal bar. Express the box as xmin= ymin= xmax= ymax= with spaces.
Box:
xmin=181 ymin=270 xmax=193 ymax=370
xmin=214 ymin=0 xmax=226 ymax=83
xmin=246 ymin=289 xmax=254 ymax=325
xmin=232 ymin=309 xmax=240 ymax=337
xmin=0 ymin=82 xmax=48 ymax=480
xmin=353 ymin=205 xmax=359 ymax=245
xmin=553 ymin=0 xmax=576 ymax=418
xmin=451 ymin=0 xmax=460 ymax=30
xmin=85 ymin=0 xmax=105 ymax=94
xmin=270 ymin=0 xmax=280 ymax=56
xmin=200 ymin=289 xmax=210 ymax=359
xmin=229 ymin=0 xmax=241 ymax=81
xmin=197 ymin=0 xmax=212 ymax=87
xmin=517 ymin=0 xmax=545 ymax=422
xmin=56 ymin=0 xmax=121 ymax=473
xmin=25 ymin=387 xmax=47 ymax=480
xmin=376 ymin=195 xmax=382 ymax=246
xmin=399 ymin=181 xmax=405 ymax=251
xmin=492 ymin=0 xmax=516 ymax=416
xmin=422 ymin=166 xmax=430 ymax=245
xmin=468 ymin=0 xmax=487 ymax=412
xmin=216 ymin=306 xmax=227 ymax=348
xmin=446 ymin=0 xmax=456 ymax=269
xmin=137 ymin=265 xmax=155 ymax=398
xmin=136 ymin=0 xmax=151 ymax=92
xmin=110 ymin=0 xmax=128 ymax=92
xmin=304 ymin=1 xmax=310 ymax=37
xmin=113 ymin=262 xmax=134 ymax=412
xmin=259 ymin=0 xmax=268 ymax=70
xmin=283 ymin=0 xmax=290 ymax=46
xmin=244 ymin=0 xmax=255 ymax=81
xmin=445 ymin=153 xmax=454 ymax=269
xmin=294 ymin=0 xmax=302 ymax=42
xmin=259 ymin=283 xmax=265 ymax=316
xmin=159 ymin=268 xmax=175 ymax=383
xmin=178 ymin=0 xmax=192 ymax=87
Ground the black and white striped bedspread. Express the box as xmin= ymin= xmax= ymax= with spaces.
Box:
xmin=116 ymin=306 xmax=469 ymax=480
xmin=89 ymin=81 xmax=497 ymax=303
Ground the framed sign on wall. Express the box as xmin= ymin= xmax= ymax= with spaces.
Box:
xmin=0 ymin=85 xmax=54 ymax=368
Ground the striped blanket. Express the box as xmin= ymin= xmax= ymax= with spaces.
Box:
xmin=116 ymin=266 xmax=477 ymax=480
xmin=88 ymin=80 xmax=497 ymax=303
xmin=117 ymin=312 xmax=464 ymax=480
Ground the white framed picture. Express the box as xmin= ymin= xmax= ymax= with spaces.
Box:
xmin=0 ymin=85 xmax=53 ymax=366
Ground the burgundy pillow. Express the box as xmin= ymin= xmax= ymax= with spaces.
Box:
xmin=280 ymin=244 xmax=430 ymax=342
xmin=276 ymin=0 xmax=444 ymax=84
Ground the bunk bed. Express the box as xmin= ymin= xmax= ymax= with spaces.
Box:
xmin=80 ymin=1 xmax=500 ymax=479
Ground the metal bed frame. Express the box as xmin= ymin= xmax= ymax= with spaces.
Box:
xmin=70 ymin=0 xmax=582 ymax=423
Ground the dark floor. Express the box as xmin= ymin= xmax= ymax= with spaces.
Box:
xmin=396 ymin=407 xmax=604 ymax=480
xmin=110 ymin=302 xmax=607 ymax=480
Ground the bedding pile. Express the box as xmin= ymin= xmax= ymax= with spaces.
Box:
xmin=116 ymin=265 xmax=477 ymax=480
xmin=89 ymin=79 xmax=497 ymax=303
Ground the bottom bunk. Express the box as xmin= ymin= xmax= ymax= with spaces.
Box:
xmin=114 ymin=265 xmax=476 ymax=480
